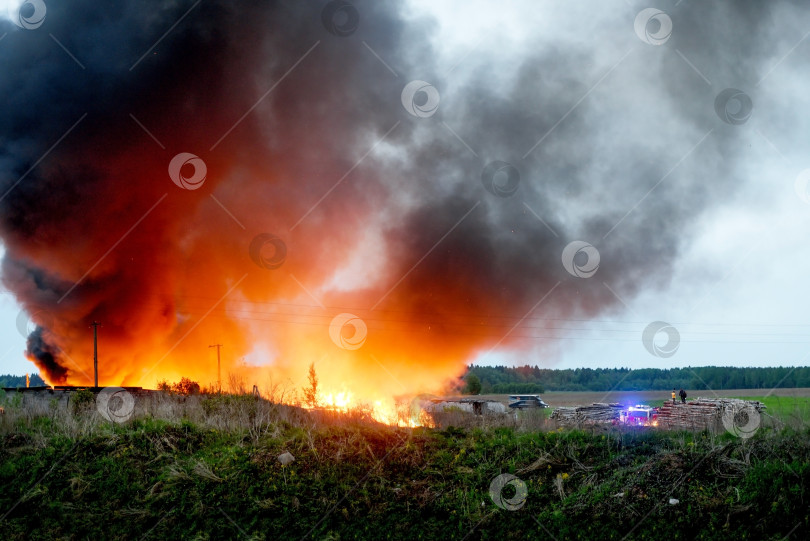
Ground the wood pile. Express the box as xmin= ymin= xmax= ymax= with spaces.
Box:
xmin=550 ymin=403 xmax=624 ymax=425
xmin=657 ymin=397 xmax=766 ymax=430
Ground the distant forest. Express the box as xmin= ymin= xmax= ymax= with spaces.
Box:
xmin=0 ymin=373 xmax=46 ymax=388
xmin=3 ymin=368 xmax=809 ymax=394
xmin=463 ymin=365 xmax=810 ymax=394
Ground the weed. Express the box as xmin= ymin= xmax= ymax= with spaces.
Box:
xmin=0 ymin=392 xmax=806 ymax=540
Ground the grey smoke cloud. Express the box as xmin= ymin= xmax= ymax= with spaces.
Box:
xmin=0 ymin=0 xmax=806 ymax=383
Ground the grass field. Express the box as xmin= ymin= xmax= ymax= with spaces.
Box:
xmin=467 ymin=387 xmax=810 ymax=406
xmin=736 ymin=395 xmax=810 ymax=424
xmin=460 ymin=389 xmax=810 ymax=425
xmin=0 ymin=390 xmax=808 ymax=540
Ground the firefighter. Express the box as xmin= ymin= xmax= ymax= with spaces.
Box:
xmin=671 ymin=389 xmax=676 ymax=404
xmin=679 ymin=389 xmax=687 ymax=404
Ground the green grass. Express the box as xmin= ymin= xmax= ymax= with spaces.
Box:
xmin=639 ymin=396 xmax=810 ymax=425
xmin=736 ymin=396 xmax=810 ymax=424
xmin=0 ymin=394 xmax=808 ymax=540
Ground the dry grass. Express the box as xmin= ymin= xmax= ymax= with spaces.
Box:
xmin=0 ymin=388 xmax=312 ymax=444
xmin=0 ymin=386 xmax=802 ymax=447
xmin=1 ymin=387 xmax=808 ymax=540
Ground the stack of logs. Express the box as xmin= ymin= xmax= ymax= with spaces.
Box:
xmin=550 ymin=403 xmax=624 ymax=425
xmin=657 ymin=397 xmax=766 ymax=430
xmin=550 ymin=398 xmax=767 ymax=430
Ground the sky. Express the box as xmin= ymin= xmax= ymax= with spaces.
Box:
xmin=1 ymin=0 xmax=809 ymax=385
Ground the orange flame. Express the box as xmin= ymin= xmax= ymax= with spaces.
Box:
xmin=310 ymin=389 xmax=431 ymax=427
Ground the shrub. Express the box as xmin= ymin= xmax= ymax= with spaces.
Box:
xmin=158 ymin=377 xmax=201 ymax=396
xmin=302 ymin=363 xmax=318 ymax=408
xmin=71 ymin=388 xmax=96 ymax=414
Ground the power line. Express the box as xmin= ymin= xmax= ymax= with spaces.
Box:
xmin=156 ymin=294 xmax=810 ymax=330
xmin=137 ymin=299 xmax=810 ymax=336
xmin=132 ymin=305 xmax=810 ymax=343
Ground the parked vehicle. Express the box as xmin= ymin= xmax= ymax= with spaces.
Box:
xmin=508 ymin=394 xmax=549 ymax=409
xmin=619 ymin=405 xmax=658 ymax=426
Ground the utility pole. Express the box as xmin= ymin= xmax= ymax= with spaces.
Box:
xmin=209 ymin=344 xmax=222 ymax=393
xmin=91 ymin=321 xmax=100 ymax=388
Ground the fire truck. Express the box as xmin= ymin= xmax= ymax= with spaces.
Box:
xmin=619 ymin=405 xmax=659 ymax=426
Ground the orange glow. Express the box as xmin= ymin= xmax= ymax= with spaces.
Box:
xmin=16 ymin=134 xmax=534 ymax=424
xmin=26 ymin=277 xmax=470 ymax=427
xmin=320 ymin=390 xmax=354 ymax=410
xmin=310 ymin=389 xmax=432 ymax=427
xmin=9 ymin=0 xmax=604 ymax=436
xmin=14 ymin=123 xmax=572 ymax=421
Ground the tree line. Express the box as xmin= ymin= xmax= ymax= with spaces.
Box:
xmin=0 ymin=373 xmax=46 ymax=388
xmin=462 ymin=365 xmax=810 ymax=394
